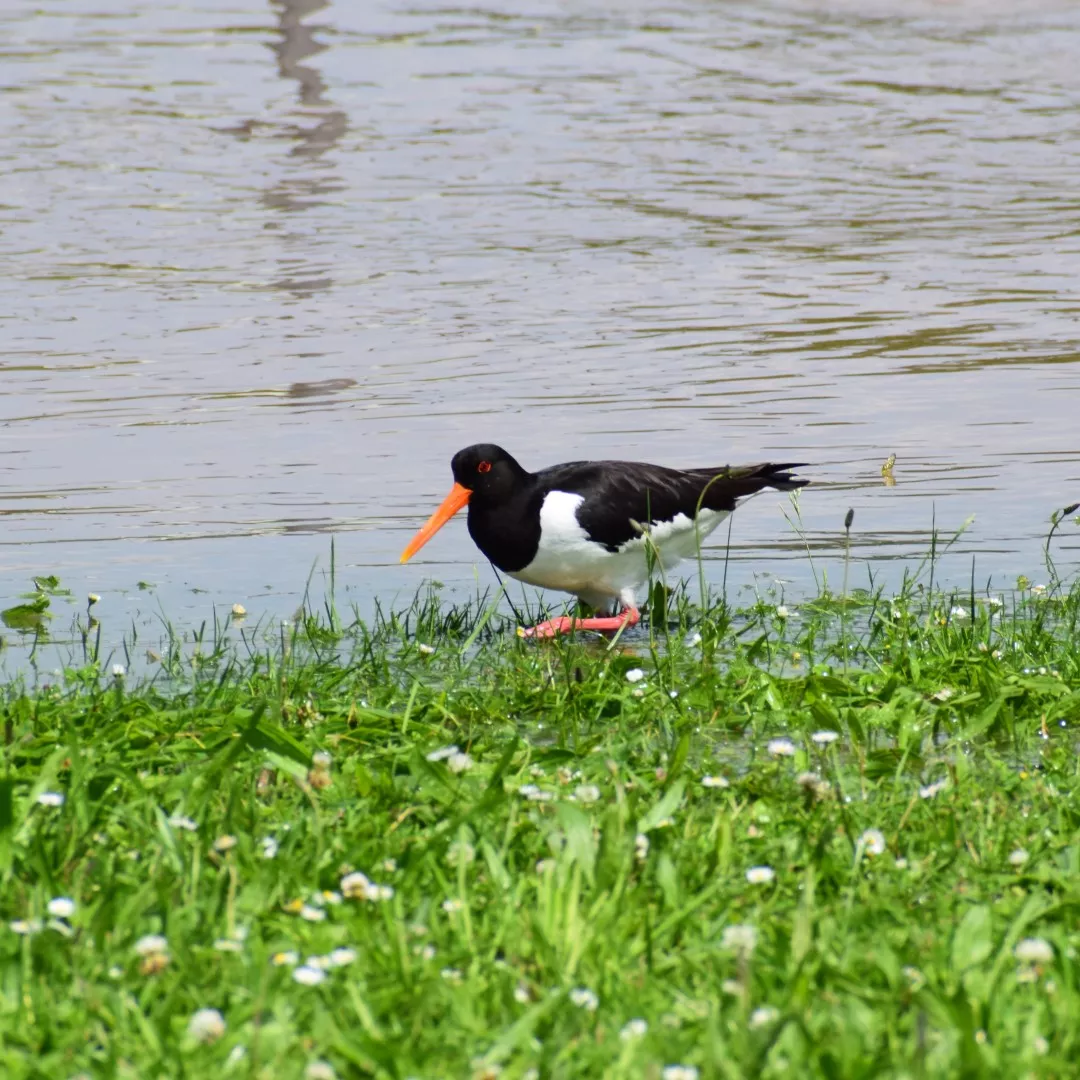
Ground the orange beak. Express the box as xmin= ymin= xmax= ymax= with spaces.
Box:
xmin=400 ymin=482 xmax=471 ymax=563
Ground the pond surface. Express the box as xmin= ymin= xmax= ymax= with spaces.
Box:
xmin=3 ymin=0 xmax=1080 ymax=663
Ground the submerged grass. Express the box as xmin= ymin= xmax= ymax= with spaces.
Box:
xmin=1 ymin=569 xmax=1079 ymax=1079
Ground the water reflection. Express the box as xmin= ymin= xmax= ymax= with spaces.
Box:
xmin=270 ymin=0 xmax=348 ymax=158
xmin=226 ymin=0 xmax=349 ymax=293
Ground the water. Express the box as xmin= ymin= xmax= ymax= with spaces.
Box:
xmin=3 ymin=0 xmax=1080 ymax=664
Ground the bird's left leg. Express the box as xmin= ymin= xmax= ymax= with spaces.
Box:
xmin=517 ymin=605 xmax=640 ymax=639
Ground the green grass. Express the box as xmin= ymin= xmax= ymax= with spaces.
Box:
xmin=1 ymin=571 xmax=1079 ymax=1079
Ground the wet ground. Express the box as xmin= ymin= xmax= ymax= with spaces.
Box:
xmin=3 ymin=0 xmax=1080 ymax=665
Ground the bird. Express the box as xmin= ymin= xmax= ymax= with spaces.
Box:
xmin=400 ymin=443 xmax=809 ymax=638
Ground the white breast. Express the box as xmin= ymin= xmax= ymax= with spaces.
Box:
xmin=506 ymin=491 xmax=730 ymax=610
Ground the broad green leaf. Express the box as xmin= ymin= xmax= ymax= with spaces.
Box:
xmin=951 ymin=904 xmax=993 ymax=971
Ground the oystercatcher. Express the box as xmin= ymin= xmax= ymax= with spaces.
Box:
xmin=400 ymin=444 xmax=809 ymax=638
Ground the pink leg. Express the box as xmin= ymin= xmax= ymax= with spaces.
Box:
xmin=518 ymin=606 xmax=640 ymax=639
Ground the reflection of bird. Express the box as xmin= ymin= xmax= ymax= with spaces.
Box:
xmin=400 ymin=444 xmax=810 ymax=637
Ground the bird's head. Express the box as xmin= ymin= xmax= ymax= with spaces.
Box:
xmin=400 ymin=444 xmax=526 ymax=563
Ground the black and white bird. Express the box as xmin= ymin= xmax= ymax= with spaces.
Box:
xmin=400 ymin=444 xmax=809 ymax=637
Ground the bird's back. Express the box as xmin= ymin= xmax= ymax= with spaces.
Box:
xmin=535 ymin=459 xmax=807 ymax=553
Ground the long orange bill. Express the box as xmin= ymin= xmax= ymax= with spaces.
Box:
xmin=400 ymin=482 xmax=471 ymax=563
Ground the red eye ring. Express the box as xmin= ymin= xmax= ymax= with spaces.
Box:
xmin=478 ymin=461 xmax=492 ymax=473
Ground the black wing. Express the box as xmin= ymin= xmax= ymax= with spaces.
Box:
xmin=537 ymin=459 xmax=809 ymax=552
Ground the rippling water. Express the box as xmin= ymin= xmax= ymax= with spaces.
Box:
xmin=3 ymin=0 xmax=1080 ymax=659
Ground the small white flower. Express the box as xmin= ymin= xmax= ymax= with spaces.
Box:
xmin=225 ymin=1045 xmax=247 ymax=1068
xmin=860 ymin=829 xmax=886 ymax=857
xmin=261 ymin=836 xmax=279 ymax=859
xmin=932 ymin=687 xmax=954 ymax=702
xmin=187 ymin=1008 xmax=226 ymax=1043
xmin=1014 ymin=938 xmax=1053 ymax=965
xmin=518 ymin=784 xmax=554 ymax=802
xmin=1031 ymin=584 xmax=1047 ymax=596
xmin=1009 ymin=848 xmax=1029 ymax=867
xmin=442 ymin=898 xmax=464 ymax=914
xmin=746 ymin=866 xmax=775 ymax=885
xmin=214 ymin=834 xmax=238 ymax=853
xmin=514 ymin=982 xmax=531 ymax=1004
xmin=570 ymin=987 xmax=599 ymax=1012
xmin=37 ymin=791 xmax=65 ymax=808
xmin=902 ymin=965 xmax=925 ymax=990
xmin=701 ymin=774 xmax=729 ymax=789
xmin=168 ymin=814 xmax=197 ymax=831
xmin=620 ymin=1018 xmax=648 ymax=1040
xmin=369 ymin=883 xmax=394 ymax=901
xmin=341 ymin=871 xmax=371 ymax=899
xmin=305 ymin=1063 xmax=337 ymax=1080
xmin=991 ymin=649 xmax=1003 ymax=660
xmin=420 ymin=943 xmax=436 ymax=961
xmin=292 ymin=965 xmax=327 ymax=986
xmin=134 ymin=934 xmax=168 ymax=956
xmin=231 ymin=603 xmax=247 ymax=617
xmin=417 ymin=643 xmax=435 ymax=655
xmin=775 ymin=605 xmax=791 ymax=619
xmin=1033 ymin=1035 xmax=1049 ymax=1056
xmin=634 ymin=833 xmax=650 ymax=861
xmin=10 ymin=919 xmax=42 ymax=935
xmin=447 ymin=752 xmax=474 ymax=774
xmin=950 ymin=606 xmax=969 ymax=620
xmin=271 ymin=950 xmax=299 ymax=967
xmin=440 ymin=967 xmax=463 ymax=983
xmin=749 ymin=1006 xmax=779 ymax=1029
xmin=721 ymin=979 xmax=742 ymax=996
xmin=112 ymin=664 xmax=126 ymax=677
xmin=688 ymin=632 xmax=702 ymax=646
xmin=574 ymin=784 xmax=601 ymax=803
xmin=47 ymin=897 xmax=75 ymax=919
xmin=382 ymin=858 xmax=397 ymax=873
xmin=213 ymin=938 xmax=243 ymax=953
xmin=311 ymin=750 xmax=332 ymax=769
xmin=766 ymin=738 xmax=795 ymax=757
xmin=426 ymin=745 xmax=458 ymax=762
xmin=721 ymin=924 xmax=758 ymax=955
xmin=811 ymin=730 xmax=839 ymax=746
xmin=299 ymin=905 xmax=325 ymax=922
xmin=662 ymin=1067 xmax=699 ymax=1080
xmin=919 ymin=779 xmax=947 ymax=799
xmin=625 ymin=668 xmax=645 ymax=683
xmin=88 ymin=593 xmax=101 ymax=605
xmin=305 ymin=954 xmax=334 ymax=971
xmin=986 ymin=596 xmax=1004 ymax=609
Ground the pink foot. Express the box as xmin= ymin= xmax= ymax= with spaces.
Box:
xmin=517 ymin=615 xmax=577 ymax=639
xmin=517 ymin=607 xmax=640 ymax=639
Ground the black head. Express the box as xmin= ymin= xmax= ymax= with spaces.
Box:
xmin=450 ymin=443 xmax=529 ymax=500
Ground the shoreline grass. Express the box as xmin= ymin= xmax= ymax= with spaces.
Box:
xmin=1 ymin=570 xmax=1079 ymax=1078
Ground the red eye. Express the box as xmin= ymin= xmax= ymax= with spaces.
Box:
xmin=478 ymin=461 xmax=491 ymax=473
